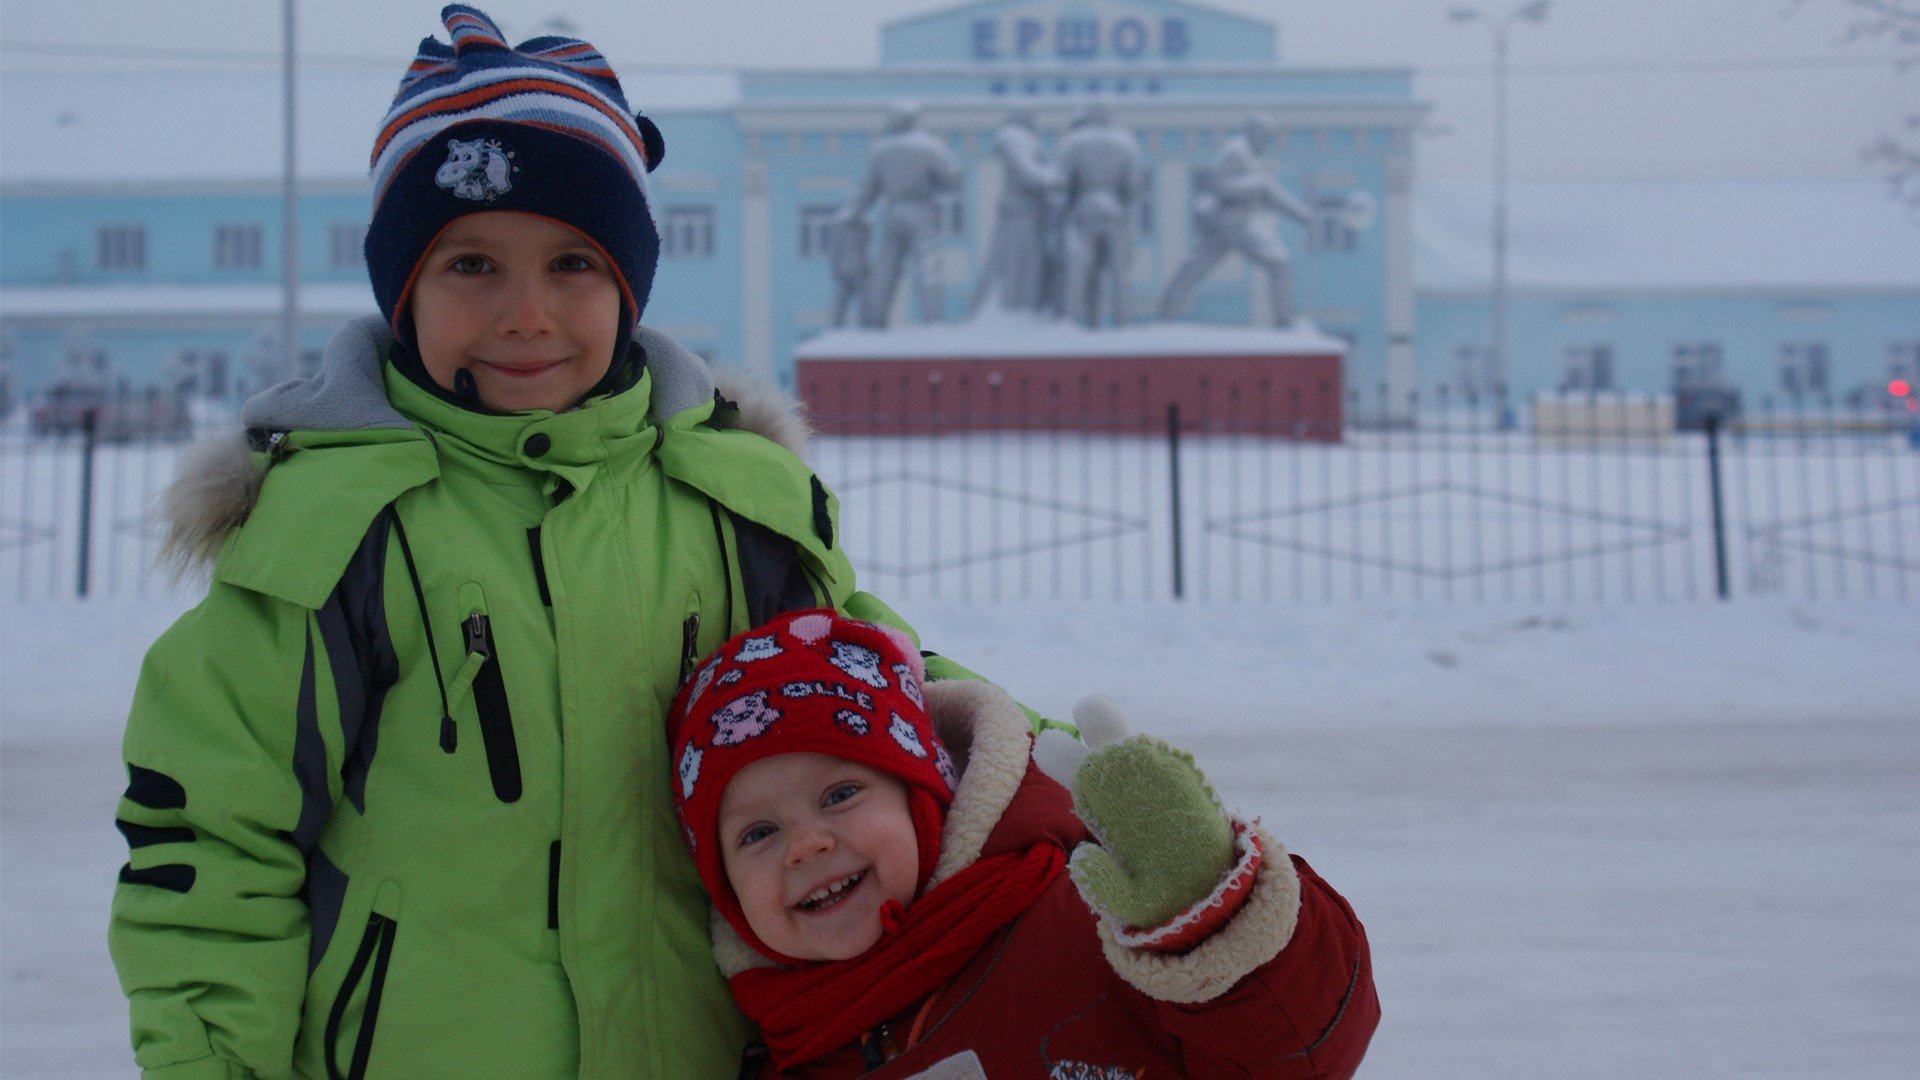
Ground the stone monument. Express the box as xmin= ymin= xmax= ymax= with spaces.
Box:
xmin=1054 ymin=103 xmax=1145 ymax=329
xmin=837 ymin=102 xmax=963 ymax=329
xmin=824 ymin=214 xmax=871 ymax=329
xmin=969 ymin=109 xmax=1057 ymax=316
xmin=1158 ymin=116 xmax=1313 ymax=327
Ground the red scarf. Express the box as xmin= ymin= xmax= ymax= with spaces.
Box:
xmin=729 ymin=842 xmax=1065 ymax=1071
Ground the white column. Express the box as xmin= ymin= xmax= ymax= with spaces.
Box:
xmin=1154 ymin=161 xmax=1188 ymax=312
xmin=975 ymin=158 xmax=1002 ymax=255
xmin=741 ymin=158 xmax=772 ymax=379
xmin=1384 ymin=153 xmax=1416 ymax=422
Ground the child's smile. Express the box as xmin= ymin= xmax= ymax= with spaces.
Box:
xmin=795 ymin=870 xmax=867 ymax=912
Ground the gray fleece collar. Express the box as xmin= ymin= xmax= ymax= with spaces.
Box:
xmin=239 ymin=314 xmax=718 ymax=434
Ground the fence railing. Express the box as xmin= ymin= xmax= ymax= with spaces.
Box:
xmin=3 ymin=382 xmax=1916 ymax=604
xmin=811 ymin=381 xmax=1920 ymax=605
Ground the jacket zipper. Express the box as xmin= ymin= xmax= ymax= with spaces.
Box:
xmin=463 ymin=613 xmax=523 ymax=804
xmin=325 ymin=912 xmax=398 ymax=1080
xmin=678 ymin=612 xmax=701 ymax=686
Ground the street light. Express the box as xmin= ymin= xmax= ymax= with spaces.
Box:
xmin=281 ymin=0 xmax=299 ymax=388
xmin=1448 ymin=1 xmax=1550 ymax=403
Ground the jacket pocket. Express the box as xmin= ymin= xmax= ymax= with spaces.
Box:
xmin=325 ymin=909 xmax=398 ymax=1080
xmin=462 ymin=609 xmax=523 ymax=804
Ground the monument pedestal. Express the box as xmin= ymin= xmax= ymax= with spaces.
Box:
xmin=793 ymin=318 xmax=1347 ymax=440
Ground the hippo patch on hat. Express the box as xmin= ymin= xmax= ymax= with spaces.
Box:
xmin=435 ymin=136 xmax=517 ymax=202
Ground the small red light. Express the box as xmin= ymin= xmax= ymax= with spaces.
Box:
xmin=1892 ymin=379 xmax=1914 ymax=397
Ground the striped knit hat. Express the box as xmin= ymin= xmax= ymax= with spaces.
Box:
xmin=364 ymin=6 xmax=664 ymax=369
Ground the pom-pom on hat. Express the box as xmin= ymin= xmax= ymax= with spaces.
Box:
xmin=669 ymin=609 xmax=958 ymax=964
xmin=364 ymin=5 xmax=665 ymax=361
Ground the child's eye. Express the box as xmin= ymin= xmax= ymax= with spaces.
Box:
xmin=823 ymin=783 xmax=861 ymax=807
xmin=737 ymin=824 xmax=775 ymax=848
xmin=449 ymin=254 xmax=492 ymax=274
xmin=552 ymin=253 xmax=595 ymax=272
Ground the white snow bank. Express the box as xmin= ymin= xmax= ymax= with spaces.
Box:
xmin=0 ymin=283 xmax=377 ymax=319
xmin=794 ymin=312 xmax=1350 ymax=360
xmin=4 ymin=596 xmax=1916 ymax=1078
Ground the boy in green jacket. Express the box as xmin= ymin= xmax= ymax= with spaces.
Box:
xmin=108 ymin=7 xmax=1015 ymax=1077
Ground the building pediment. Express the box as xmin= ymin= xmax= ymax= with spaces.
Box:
xmin=881 ymin=0 xmax=1277 ymax=68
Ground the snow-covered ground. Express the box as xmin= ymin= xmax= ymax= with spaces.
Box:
xmin=3 ymin=595 xmax=1916 ymax=1077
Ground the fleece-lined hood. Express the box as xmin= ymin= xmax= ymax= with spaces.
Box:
xmin=159 ymin=313 xmax=812 ymax=576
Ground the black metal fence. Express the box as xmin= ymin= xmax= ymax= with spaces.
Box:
xmin=4 ymin=382 xmax=1916 ymax=604
xmin=0 ymin=386 xmax=204 ymax=602
xmin=813 ymin=381 xmax=1920 ymax=605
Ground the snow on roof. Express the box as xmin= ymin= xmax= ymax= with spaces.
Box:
xmin=0 ymin=63 xmax=742 ymax=184
xmin=794 ymin=311 xmax=1348 ymax=359
xmin=1416 ymin=178 xmax=1920 ymax=293
xmin=0 ymin=283 xmax=376 ymax=319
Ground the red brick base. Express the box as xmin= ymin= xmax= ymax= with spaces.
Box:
xmin=795 ymin=353 xmax=1343 ymax=441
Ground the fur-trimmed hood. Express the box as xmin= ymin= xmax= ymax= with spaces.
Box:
xmin=158 ymin=314 xmax=812 ymax=575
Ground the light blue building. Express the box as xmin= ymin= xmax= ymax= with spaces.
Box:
xmin=2 ymin=0 xmax=1912 ymax=420
xmin=0 ymin=0 xmax=1424 ymax=413
xmin=1415 ymin=178 xmax=1920 ymax=412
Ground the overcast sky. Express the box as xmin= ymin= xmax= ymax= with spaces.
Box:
xmin=0 ymin=0 xmax=1910 ymax=182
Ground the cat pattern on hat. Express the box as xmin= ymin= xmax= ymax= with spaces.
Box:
xmin=829 ymin=641 xmax=890 ymax=689
xmin=710 ymin=691 xmax=781 ymax=747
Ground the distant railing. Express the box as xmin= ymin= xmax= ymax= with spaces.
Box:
xmin=4 ymin=380 xmax=1916 ymax=604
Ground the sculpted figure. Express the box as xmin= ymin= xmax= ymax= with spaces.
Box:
xmin=970 ymin=109 xmax=1058 ymax=315
xmin=825 ymin=214 xmax=871 ymax=328
xmin=1158 ymin=117 xmax=1313 ymax=327
xmin=839 ymin=103 xmax=963 ymax=328
xmin=1054 ymin=104 xmax=1144 ymax=328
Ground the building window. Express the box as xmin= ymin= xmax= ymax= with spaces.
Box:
xmin=1560 ymin=344 xmax=1615 ymax=393
xmin=661 ymin=206 xmax=715 ymax=258
xmin=1887 ymin=342 xmax=1919 ymax=385
xmin=1454 ymin=344 xmax=1496 ymax=397
xmin=1307 ymin=195 xmax=1357 ymax=254
xmin=171 ymin=350 xmax=231 ymax=398
xmin=1671 ymin=343 xmax=1725 ymax=390
xmin=96 ymin=225 xmax=146 ymax=271
xmin=330 ymin=222 xmax=366 ymax=269
xmin=799 ymin=205 xmax=841 ymax=258
xmin=1777 ymin=342 xmax=1830 ymax=398
xmin=212 ymin=224 xmax=264 ymax=271
xmin=1561 ymin=303 xmax=1617 ymax=324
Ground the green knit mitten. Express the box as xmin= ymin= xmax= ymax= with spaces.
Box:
xmin=1033 ymin=696 xmax=1237 ymax=929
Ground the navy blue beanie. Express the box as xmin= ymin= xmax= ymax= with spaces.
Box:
xmin=364 ymin=6 xmax=666 ymax=390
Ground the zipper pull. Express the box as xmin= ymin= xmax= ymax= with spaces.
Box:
xmin=678 ymin=613 xmax=701 ymax=686
xmin=464 ymin=612 xmax=493 ymax=661
xmin=440 ymin=613 xmax=494 ymax=755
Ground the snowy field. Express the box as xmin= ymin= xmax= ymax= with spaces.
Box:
xmin=3 ymin=593 xmax=1916 ymax=1077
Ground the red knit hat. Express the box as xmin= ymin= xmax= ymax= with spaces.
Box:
xmin=668 ymin=609 xmax=957 ymax=963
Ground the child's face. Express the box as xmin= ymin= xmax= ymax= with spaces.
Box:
xmin=718 ymin=753 xmax=920 ymax=962
xmin=408 ymin=210 xmax=622 ymax=413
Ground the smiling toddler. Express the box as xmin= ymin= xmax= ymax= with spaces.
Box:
xmin=672 ymin=610 xmax=1380 ymax=1078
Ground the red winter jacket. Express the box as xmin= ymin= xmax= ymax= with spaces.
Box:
xmin=718 ymin=680 xmax=1379 ymax=1079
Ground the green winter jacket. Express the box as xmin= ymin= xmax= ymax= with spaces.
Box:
xmin=109 ymin=317 xmax=1008 ymax=1079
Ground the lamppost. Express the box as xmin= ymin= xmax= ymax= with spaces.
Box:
xmin=281 ymin=0 xmax=299 ymax=386
xmin=1448 ymin=1 xmax=1550 ymax=404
